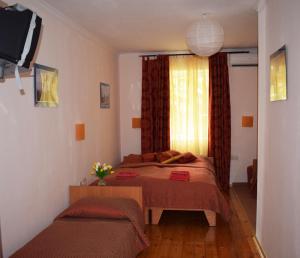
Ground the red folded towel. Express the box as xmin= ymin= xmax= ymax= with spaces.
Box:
xmin=171 ymin=171 xmax=189 ymax=176
xmin=170 ymin=171 xmax=190 ymax=181
xmin=170 ymin=175 xmax=189 ymax=181
xmin=116 ymin=171 xmax=138 ymax=179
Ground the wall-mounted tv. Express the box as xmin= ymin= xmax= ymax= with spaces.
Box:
xmin=0 ymin=4 xmax=42 ymax=79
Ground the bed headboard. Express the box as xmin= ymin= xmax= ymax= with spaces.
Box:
xmin=69 ymin=186 xmax=143 ymax=209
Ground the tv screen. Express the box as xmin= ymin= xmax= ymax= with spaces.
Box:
xmin=0 ymin=4 xmax=42 ymax=69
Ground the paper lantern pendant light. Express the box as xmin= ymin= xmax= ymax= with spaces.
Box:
xmin=186 ymin=15 xmax=224 ymax=57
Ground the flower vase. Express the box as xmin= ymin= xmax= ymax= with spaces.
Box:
xmin=97 ymin=177 xmax=106 ymax=186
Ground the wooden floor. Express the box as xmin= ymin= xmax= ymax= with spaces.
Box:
xmin=138 ymin=188 xmax=261 ymax=258
xmin=232 ymin=183 xmax=257 ymax=231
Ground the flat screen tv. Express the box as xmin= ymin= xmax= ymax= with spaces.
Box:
xmin=0 ymin=4 xmax=42 ymax=78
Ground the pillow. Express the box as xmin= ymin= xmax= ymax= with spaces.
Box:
xmin=56 ymin=197 xmax=128 ymax=220
xmin=123 ymin=154 xmax=143 ymax=164
xmin=161 ymin=154 xmax=184 ymax=164
xmin=142 ymin=152 xmax=157 ymax=162
xmin=157 ymin=150 xmax=181 ymax=162
xmin=156 ymin=151 xmax=172 ymax=162
xmin=177 ymin=152 xmax=197 ymax=163
xmin=168 ymin=150 xmax=181 ymax=156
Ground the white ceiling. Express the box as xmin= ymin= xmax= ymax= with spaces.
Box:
xmin=43 ymin=0 xmax=258 ymax=53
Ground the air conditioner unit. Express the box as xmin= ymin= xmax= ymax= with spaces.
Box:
xmin=229 ymin=50 xmax=258 ymax=67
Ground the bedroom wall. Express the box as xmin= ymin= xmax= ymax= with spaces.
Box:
xmin=257 ymin=0 xmax=300 ymax=257
xmin=0 ymin=0 xmax=119 ymax=257
xmin=119 ymin=53 xmax=142 ymax=158
xmin=229 ymin=66 xmax=258 ymax=183
xmin=119 ymin=53 xmax=258 ymax=184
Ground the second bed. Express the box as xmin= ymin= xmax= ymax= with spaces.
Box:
xmin=104 ymin=156 xmax=231 ymax=226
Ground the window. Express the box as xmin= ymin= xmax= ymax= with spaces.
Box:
xmin=169 ymin=56 xmax=209 ymax=155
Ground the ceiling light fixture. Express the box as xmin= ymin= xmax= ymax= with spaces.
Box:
xmin=186 ymin=14 xmax=224 ymax=57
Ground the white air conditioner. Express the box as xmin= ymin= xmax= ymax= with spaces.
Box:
xmin=229 ymin=50 xmax=258 ymax=67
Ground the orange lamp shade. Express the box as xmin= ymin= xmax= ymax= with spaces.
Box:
xmin=75 ymin=123 xmax=85 ymax=141
xmin=242 ymin=116 xmax=253 ymax=128
xmin=132 ymin=117 xmax=141 ymax=128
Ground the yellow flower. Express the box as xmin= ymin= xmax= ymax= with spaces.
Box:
xmin=96 ymin=162 xmax=100 ymax=170
xmin=92 ymin=162 xmax=97 ymax=170
xmin=89 ymin=161 xmax=113 ymax=176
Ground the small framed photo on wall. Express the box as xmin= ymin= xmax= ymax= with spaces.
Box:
xmin=100 ymin=82 xmax=110 ymax=108
xmin=34 ymin=64 xmax=59 ymax=107
xmin=270 ymin=45 xmax=287 ymax=101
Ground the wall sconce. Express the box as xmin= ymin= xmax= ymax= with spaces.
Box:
xmin=242 ymin=116 xmax=253 ymax=128
xmin=132 ymin=118 xmax=141 ymax=128
xmin=75 ymin=123 xmax=85 ymax=141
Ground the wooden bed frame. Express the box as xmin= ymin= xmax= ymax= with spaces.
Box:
xmin=145 ymin=207 xmax=216 ymax=226
xmin=118 ymin=156 xmax=217 ymax=227
xmin=69 ymin=186 xmax=143 ymax=210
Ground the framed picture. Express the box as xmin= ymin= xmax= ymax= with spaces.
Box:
xmin=34 ymin=64 xmax=59 ymax=107
xmin=270 ymin=45 xmax=287 ymax=101
xmin=100 ymin=82 xmax=110 ymax=108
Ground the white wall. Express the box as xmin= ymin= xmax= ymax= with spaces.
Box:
xmin=229 ymin=66 xmax=258 ymax=183
xmin=0 ymin=1 xmax=120 ymax=257
xmin=119 ymin=53 xmax=258 ymax=184
xmin=257 ymin=0 xmax=300 ymax=257
xmin=119 ymin=53 xmax=142 ymax=158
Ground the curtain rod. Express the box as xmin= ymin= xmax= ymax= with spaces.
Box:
xmin=139 ymin=49 xmax=254 ymax=58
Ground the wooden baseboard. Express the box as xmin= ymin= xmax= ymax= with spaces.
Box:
xmin=253 ymin=236 xmax=266 ymax=258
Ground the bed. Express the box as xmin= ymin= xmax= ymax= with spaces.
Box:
xmin=103 ymin=155 xmax=231 ymax=226
xmin=10 ymin=186 xmax=149 ymax=258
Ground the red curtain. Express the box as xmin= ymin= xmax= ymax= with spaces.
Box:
xmin=141 ymin=55 xmax=170 ymax=153
xmin=208 ymin=53 xmax=231 ymax=191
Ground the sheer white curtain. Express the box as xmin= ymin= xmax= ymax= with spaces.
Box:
xmin=169 ymin=55 xmax=209 ymax=155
